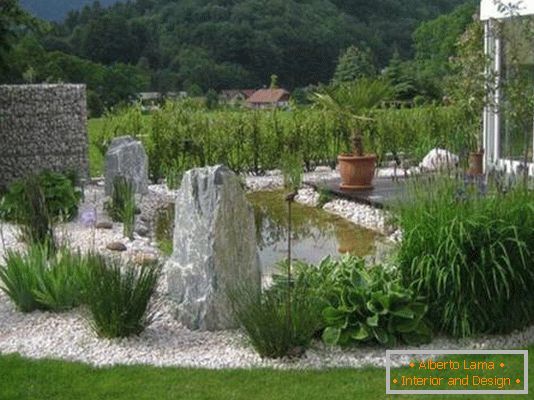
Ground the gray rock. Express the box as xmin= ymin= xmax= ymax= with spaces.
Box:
xmin=106 ymin=242 xmax=127 ymax=252
xmin=105 ymin=136 xmax=148 ymax=195
xmin=135 ymin=224 xmax=149 ymax=237
xmin=165 ymin=165 xmax=261 ymax=331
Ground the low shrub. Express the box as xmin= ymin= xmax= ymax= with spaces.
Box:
xmin=283 ymin=256 xmax=431 ymax=347
xmin=229 ymin=281 xmax=322 ymax=359
xmin=0 ymin=246 xmax=88 ymax=312
xmin=395 ymin=177 xmax=534 ymax=337
xmin=85 ymin=258 xmax=161 ymax=338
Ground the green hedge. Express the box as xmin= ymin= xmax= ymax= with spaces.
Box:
xmin=90 ymin=103 xmax=468 ymax=180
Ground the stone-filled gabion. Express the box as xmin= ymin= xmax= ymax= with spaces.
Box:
xmin=0 ymin=84 xmax=89 ymax=189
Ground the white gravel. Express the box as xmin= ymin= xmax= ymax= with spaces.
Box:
xmin=1 ymin=169 xmax=532 ymax=369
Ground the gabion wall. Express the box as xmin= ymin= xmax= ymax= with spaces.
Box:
xmin=0 ymin=84 xmax=89 ymax=189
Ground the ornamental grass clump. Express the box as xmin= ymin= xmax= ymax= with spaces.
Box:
xmin=395 ymin=177 xmax=534 ymax=337
xmin=85 ymin=257 xmax=161 ymax=338
xmin=0 ymin=245 xmax=89 ymax=312
xmin=228 ymin=279 xmax=322 ymax=359
xmin=105 ymin=176 xmax=136 ymax=239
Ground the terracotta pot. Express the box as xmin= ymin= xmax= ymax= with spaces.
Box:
xmin=338 ymin=154 xmax=377 ymax=190
xmin=468 ymin=151 xmax=484 ymax=176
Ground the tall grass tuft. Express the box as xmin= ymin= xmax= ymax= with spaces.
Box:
xmin=395 ymin=177 xmax=534 ymax=337
xmin=229 ymin=281 xmax=322 ymax=359
xmin=0 ymin=245 xmax=89 ymax=312
xmin=85 ymin=258 xmax=161 ymax=338
xmin=106 ymin=176 xmax=136 ymax=239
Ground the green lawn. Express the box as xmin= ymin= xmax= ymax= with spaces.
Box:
xmin=1 ymin=346 xmax=531 ymax=399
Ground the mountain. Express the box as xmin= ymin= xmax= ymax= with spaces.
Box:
xmin=40 ymin=0 xmax=468 ymax=90
xmin=19 ymin=0 xmax=121 ymax=21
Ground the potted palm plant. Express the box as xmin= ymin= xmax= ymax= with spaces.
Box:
xmin=313 ymin=79 xmax=392 ymax=190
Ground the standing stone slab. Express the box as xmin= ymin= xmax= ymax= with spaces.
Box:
xmin=105 ymin=136 xmax=148 ymax=195
xmin=165 ymin=165 xmax=261 ymax=331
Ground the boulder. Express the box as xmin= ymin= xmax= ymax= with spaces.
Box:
xmin=419 ymin=148 xmax=459 ymax=171
xmin=165 ymin=165 xmax=261 ymax=331
xmin=105 ymin=136 xmax=148 ymax=195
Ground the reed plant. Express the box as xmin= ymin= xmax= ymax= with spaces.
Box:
xmin=395 ymin=176 xmax=534 ymax=337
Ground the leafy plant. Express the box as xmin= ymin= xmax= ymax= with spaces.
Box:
xmin=281 ymin=256 xmax=432 ymax=347
xmin=85 ymin=258 xmax=161 ymax=338
xmin=0 ymin=170 xmax=81 ymax=222
xmin=228 ymin=282 xmax=322 ymax=359
xmin=395 ymin=177 xmax=534 ymax=337
xmin=312 ymin=79 xmax=392 ymax=156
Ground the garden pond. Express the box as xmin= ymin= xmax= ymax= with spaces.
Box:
xmin=247 ymin=190 xmax=380 ymax=274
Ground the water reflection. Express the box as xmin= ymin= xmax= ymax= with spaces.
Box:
xmin=247 ymin=190 xmax=379 ymax=273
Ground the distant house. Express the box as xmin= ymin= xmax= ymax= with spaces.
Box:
xmin=246 ymin=88 xmax=290 ymax=109
xmin=219 ymin=89 xmax=256 ymax=105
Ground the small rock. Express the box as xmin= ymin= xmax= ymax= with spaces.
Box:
xmin=132 ymin=252 xmax=158 ymax=265
xmin=135 ymin=225 xmax=149 ymax=237
xmin=96 ymin=221 xmax=113 ymax=229
xmin=107 ymin=242 xmax=127 ymax=252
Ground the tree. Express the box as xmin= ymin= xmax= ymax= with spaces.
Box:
xmin=0 ymin=0 xmax=34 ymax=74
xmin=333 ymin=46 xmax=375 ymax=84
xmin=412 ymin=2 xmax=477 ymax=99
xmin=384 ymin=50 xmax=417 ymax=101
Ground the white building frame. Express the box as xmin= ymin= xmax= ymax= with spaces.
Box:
xmin=481 ymin=0 xmax=534 ymax=176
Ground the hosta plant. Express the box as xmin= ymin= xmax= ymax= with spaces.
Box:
xmin=282 ymin=256 xmax=432 ymax=347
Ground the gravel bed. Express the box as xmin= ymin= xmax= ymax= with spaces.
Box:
xmin=1 ymin=286 xmax=533 ymax=370
xmin=1 ymin=170 xmax=532 ymax=369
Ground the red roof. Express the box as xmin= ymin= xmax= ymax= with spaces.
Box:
xmin=247 ymin=88 xmax=290 ymax=104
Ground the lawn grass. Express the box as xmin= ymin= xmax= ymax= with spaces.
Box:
xmin=1 ymin=346 xmax=531 ymax=399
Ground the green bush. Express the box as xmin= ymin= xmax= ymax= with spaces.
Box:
xmin=85 ymin=258 xmax=161 ymax=338
xmin=0 ymin=171 xmax=81 ymax=223
xmin=229 ymin=282 xmax=322 ymax=359
xmin=284 ymin=256 xmax=431 ymax=347
xmin=0 ymin=246 xmax=89 ymax=312
xmin=396 ymin=177 xmax=534 ymax=337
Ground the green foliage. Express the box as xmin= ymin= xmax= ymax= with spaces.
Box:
xmin=0 ymin=245 xmax=89 ymax=312
xmin=333 ymin=46 xmax=375 ymax=84
xmin=85 ymin=258 xmax=161 ymax=338
xmin=105 ymin=176 xmax=136 ymax=239
xmin=285 ymin=256 xmax=431 ymax=347
xmin=15 ymin=0 xmax=467 ymax=92
xmin=90 ymin=102 xmax=470 ymax=179
xmin=279 ymin=153 xmax=303 ymax=193
xmin=316 ymin=187 xmax=333 ymax=208
xmin=0 ymin=170 xmax=81 ymax=223
xmin=396 ymin=177 xmax=534 ymax=337
xmin=412 ymin=1 xmax=478 ymax=99
xmin=154 ymin=203 xmax=174 ymax=256
xmin=229 ymin=282 xmax=322 ymax=359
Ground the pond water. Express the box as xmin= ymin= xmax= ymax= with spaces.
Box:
xmin=247 ymin=190 xmax=379 ymax=274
